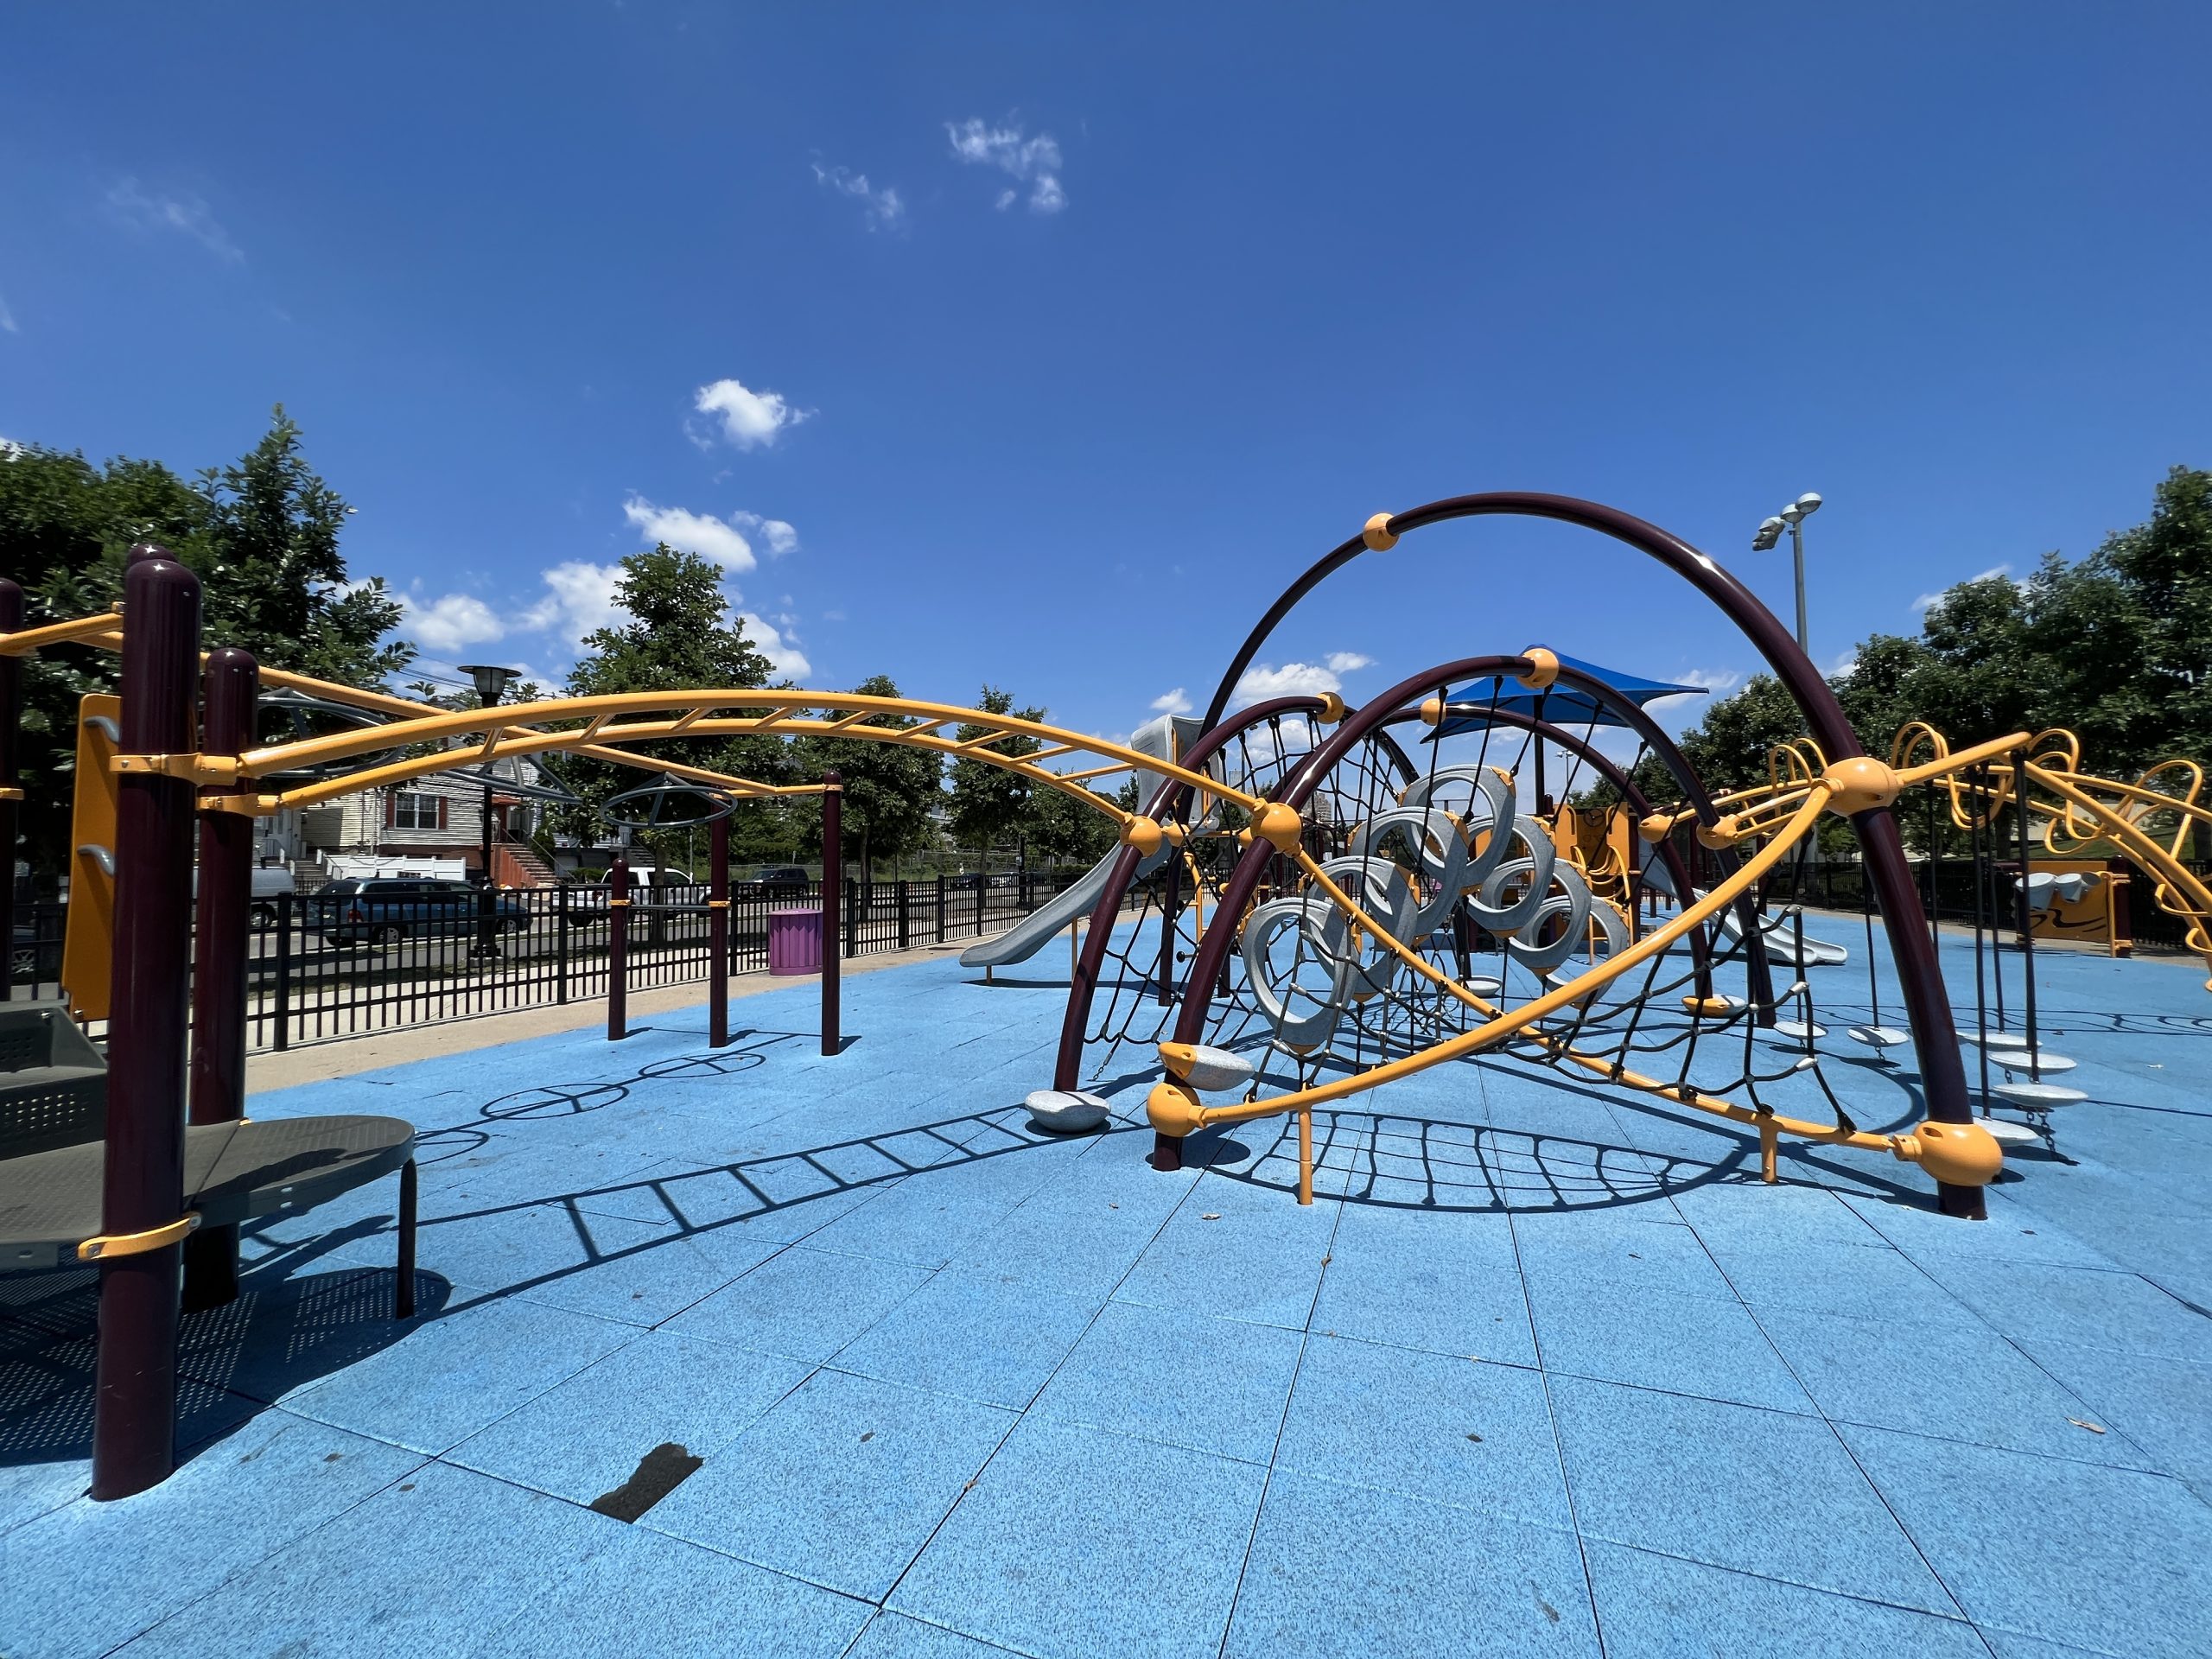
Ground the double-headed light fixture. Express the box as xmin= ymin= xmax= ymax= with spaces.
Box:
xmin=1751 ymin=492 xmax=1822 ymax=652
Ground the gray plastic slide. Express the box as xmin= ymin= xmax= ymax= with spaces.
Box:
xmin=958 ymin=713 xmax=1197 ymax=969
xmin=1636 ymin=845 xmax=1848 ymax=967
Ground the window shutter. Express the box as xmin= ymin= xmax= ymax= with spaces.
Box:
xmin=438 ymin=797 xmax=450 ymax=830
xmin=385 ymin=793 xmax=396 ymax=828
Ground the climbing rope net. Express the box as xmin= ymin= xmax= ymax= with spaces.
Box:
xmin=1080 ymin=685 xmax=1873 ymax=1159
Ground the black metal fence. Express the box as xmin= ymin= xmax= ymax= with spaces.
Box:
xmin=3 ymin=868 xmax=1103 ymax=1051
xmin=1678 ymin=844 xmax=2210 ymax=955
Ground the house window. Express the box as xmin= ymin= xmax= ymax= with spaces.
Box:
xmin=389 ymin=792 xmax=448 ymax=831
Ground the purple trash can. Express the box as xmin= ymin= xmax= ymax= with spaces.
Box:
xmin=768 ymin=906 xmax=824 ymax=976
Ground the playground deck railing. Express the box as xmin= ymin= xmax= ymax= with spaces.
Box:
xmin=3 ymin=868 xmax=1112 ymax=1052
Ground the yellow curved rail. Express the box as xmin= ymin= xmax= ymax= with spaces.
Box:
xmin=207 ymin=690 xmax=1256 ymax=827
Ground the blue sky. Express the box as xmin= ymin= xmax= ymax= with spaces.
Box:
xmin=4 ymin=3 xmax=2209 ymax=765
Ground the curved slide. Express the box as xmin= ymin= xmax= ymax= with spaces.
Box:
xmin=960 ymin=713 xmax=1198 ymax=970
xmin=1637 ymin=848 xmax=1848 ymax=968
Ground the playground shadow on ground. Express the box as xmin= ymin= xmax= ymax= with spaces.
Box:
xmin=0 ymin=1250 xmax=452 ymax=1475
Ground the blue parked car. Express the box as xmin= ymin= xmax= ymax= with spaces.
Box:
xmin=309 ymin=878 xmax=530 ymax=944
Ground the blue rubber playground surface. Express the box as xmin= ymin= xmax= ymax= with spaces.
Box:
xmin=5 ymin=925 xmax=2211 ymax=1656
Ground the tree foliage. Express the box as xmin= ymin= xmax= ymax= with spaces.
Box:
xmin=945 ymin=684 xmax=1044 ymax=861
xmin=1577 ymin=467 xmax=2211 ymax=851
xmin=2 ymin=409 xmax=410 ymax=880
xmin=549 ymin=543 xmax=789 ymax=868
xmin=790 ymin=674 xmax=944 ymax=879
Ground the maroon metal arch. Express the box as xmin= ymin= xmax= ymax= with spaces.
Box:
xmin=1391 ymin=704 xmax=1714 ymax=987
xmin=1429 ymin=654 xmax=1779 ymax=1010
xmin=1195 ymin=493 xmax=1979 ymax=1218
xmin=1052 ymin=695 xmax=1345 ymax=1090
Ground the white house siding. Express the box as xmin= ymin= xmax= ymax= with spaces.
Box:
xmin=317 ymin=758 xmax=550 ymax=872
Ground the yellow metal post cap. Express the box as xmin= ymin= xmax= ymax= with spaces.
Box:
xmin=1823 ymin=756 xmax=1904 ymax=816
xmin=1897 ymin=1119 xmax=2004 ymax=1186
xmin=1146 ymin=1079 xmax=1206 ymax=1138
xmin=1314 ymin=692 xmax=1346 ymax=725
xmin=1515 ymin=648 xmax=1560 ymax=690
xmin=1695 ymin=817 xmax=1739 ymax=850
xmin=1121 ymin=816 xmax=1165 ymax=857
xmin=1252 ymin=801 xmax=1303 ymax=853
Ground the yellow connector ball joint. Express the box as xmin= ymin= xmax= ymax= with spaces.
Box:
xmin=1314 ymin=691 xmax=1347 ymax=725
xmin=1638 ymin=812 xmax=1673 ymax=844
xmin=1362 ymin=512 xmax=1398 ymax=551
xmin=1121 ymin=816 xmax=1164 ymax=857
xmin=1146 ymin=1079 xmax=1205 ymax=1138
xmin=1252 ymin=801 xmax=1304 ymax=853
xmin=1695 ymin=816 xmax=1738 ymax=850
xmin=1823 ymin=755 xmax=1904 ymax=816
xmin=1515 ymin=647 xmax=1560 ymax=690
xmin=1897 ymin=1119 xmax=2004 ymax=1186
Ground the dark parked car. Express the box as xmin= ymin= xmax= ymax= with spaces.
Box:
xmin=733 ymin=865 xmax=810 ymax=901
xmin=309 ymin=878 xmax=530 ymax=944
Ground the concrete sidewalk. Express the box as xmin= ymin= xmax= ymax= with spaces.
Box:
xmin=245 ymin=938 xmax=991 ymax=1093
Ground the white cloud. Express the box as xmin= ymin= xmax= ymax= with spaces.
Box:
xmin=1325 ymin=651 xmax=1373 ymax=674
xmin=622 ymin=495 xmax=760 ymax=572
xmin=397 ymin=591 xmax=505 ymax=654
xmin=945 ymin=117 xmax=1067 ymax=213
xmin=1232 ymin=660 xmax=1343 ymax=704
xmin=1913 ymin=564 xmax=2014 ymax=613
xmin=1674 ymin=668 xmax=1741 ymax=694
xmin=104 ymin=178 xmax=243 ymax=263
xmin=0 ymin=293 xmax=16 ymax=334
xmin=1151 ymin=687 xmax=1193 ymax=715
xmin=691 ymin=377 xmax=808 ymax=451
xmin=522 ymin=561 xmax=626 ymax=646
xmin=734 ymin=512 xmax=798 ymax=556
xmin=811 ymin=162 xmax=906 ymax=230
xmin=741 ymin=612 xmax=810 ymax=680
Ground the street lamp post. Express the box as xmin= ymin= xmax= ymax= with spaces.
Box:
xmin=459 ymin=663 xmax=520 ymax=957
xmin=1751 ymin=492 xmax=1822 ymax=653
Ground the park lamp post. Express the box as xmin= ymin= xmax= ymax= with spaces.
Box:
xmin=1751 ymin=493 xmax=1822 ymax=653
xmin=459 ymin=662 xmax=519 ymax=957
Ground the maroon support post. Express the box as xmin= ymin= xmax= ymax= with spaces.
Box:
xmin=607 ymin=854 xmax=631 ymax=1041
xmin=0 ymin=579 xmax=21 ymax=1004
xmin=708 ymin=814 xmax=730 ymax=1049
xmin=182 ymin=647 xmax=258 ymax=1313
xmin=821 ymin=772 xmax=842 ymax=1055
xmin=92 ymin=550 xmax=202 ymax=1501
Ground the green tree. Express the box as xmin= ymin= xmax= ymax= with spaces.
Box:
xmin=1021 ymin=775 xmax=1120 ymax=868
xmin=790 ymin=674 xmax=944 ymax=880
xmin=945 ymin=684 xmax=1044 ymax=868
xmin=551 ymin=544 xmax=790 ymax=869
xmin=1633 ymin=466 xmax=2211 ymax=853
xmin=2 ymin=408 xmax=410 ymax=880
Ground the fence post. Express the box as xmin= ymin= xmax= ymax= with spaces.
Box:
xmin=183 ymin=647 xmax=257 ymax=1313
xmin=0 ymin=579 xmax=19 ymax=1004
xmin=976 ymin=871 xmax=986 ymax=937
xmin=898 ymin=880 xmax=910 ymax=951
xmin=92 ymin=550 xmax=200 ymax=1501
xmin=272 ymin=892 xmax=292 ymax=1052
xmin=820 ymin=772 xmax=841 ymax=1056
xmin=556 ymin=881 xmax=570 ymax=1004
xmin=936 ymin=874 xmax=945 ymax=944
xmin=709 ymin=814 xmax=730 ymax=1048
xmin=607 ymin=855 xmax=630 ymax=1041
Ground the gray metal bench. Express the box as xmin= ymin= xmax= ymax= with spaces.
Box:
xmin=0 ymin=1001 xmax=418 ymax=1315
